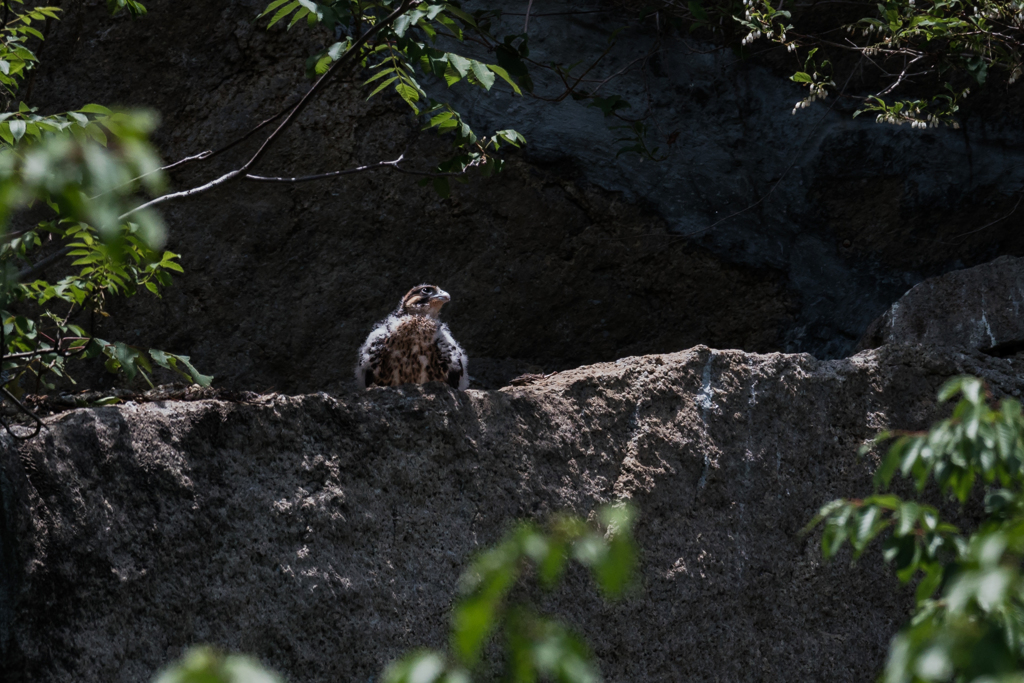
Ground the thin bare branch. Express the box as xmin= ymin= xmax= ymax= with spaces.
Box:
xmin=241 ymin=0 xmax=416 ymax=174
xmin=92 ymin=151 xmax=214 ymax=200
xmin=245 ymin=152 xmax=482 ymax=183
xmin=17 ymin=245 xmax=70 ymax=281
xmin=874 ymin=54 xmax=926 ymax=98
xmin=111 ymin=0 xmax=415 ymax=222
xmin=0 ymin=385 xmax=44 ymax=439
xmin=120 ymin=169 xmax=243 ymax=220
xmin=107 ymin=102 xmax=295 ymax=197
xmin=2 ymin=341 xmax=88 ymax=360
xmin=205 ymin=106 xmax=291 ymax=160
xmin=953 ymin=190 xmax=1024 ymax=240
xmin=244 ymin=155 xmax=408 ymax=182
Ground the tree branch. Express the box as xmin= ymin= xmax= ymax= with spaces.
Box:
xmin=0 ymin=385 xmax=44 ymax=439
xmin=244 ymin=155 xmax=408 ymax=182
xmin=17 ymin=245 xmax=71 ymax=281
xmin=240 ymin=0 xmax=416 ymax=174
xmin=243 ymin=152 xmax=482 ymax=183
xmin=120 ymin=169 xmax=243 ymax=220
xmin=111 ymin=0 xmax=416 ymax=222
xmin=953 ymin=189 xmax=1024 ymax=240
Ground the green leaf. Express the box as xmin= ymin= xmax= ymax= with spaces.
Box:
xmin=443 ymin=61 xmax=462 ymax=87
xmin=327 ymin=41 xmax=347 ymax=60
xmin=452 ymin=593 xmax=499 ymax=666
xmin=594 ymin=531 xmax=636 ymax=597
xmin=915 ymin=561 xmax=943 ymax=603
xmin=428 ymin=110 xmax=455 ymax=127
xmin=287 ymin=6 xmax=310 ymax=28
xmin=165 ymin=352 xmax=213 ymax=387
xmin=365 ymin=67 xmax=399 ymax=85
xmin=486 ymin=64 xmax=522 ymax=95
xmin=367 ymin=76 xmax=399 ymax=99
xmin=79 ymin=103 xmax=113 ymax=115
xmin=260 ymin=0 xmax=294 ymax=17
xmin=383 ymin=651 xmax=447 ymax=683
xmin=393 ymin=13 xmax=413 ymax=37
xmin=895 ymin=501 xmax=920 ymax=536
xmin=111 ymin=341 xmax=140 ymax=381
xmin=395 ymin=82 xmax=420 ymax=111
xmin=442 ymin=3 xmax=477 ymax=26
xmin=447 ymin=53 xmax=470 ymax=78
xmin=267 ymin=0 xmax=300 ymax=27
xmin=86 ymin=123 xmax=108 ymax=145
xmin=8 ymin=119 xmax=25 ymax=142
xmin=470 ymin=61 xmax=495 ymax=90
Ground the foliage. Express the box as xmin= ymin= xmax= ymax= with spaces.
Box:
xmin=0 ymin=2 xmax=60 ymax=104
xmin=257 ymin=0 xmax=527 ymax=195
xmin=151 ymin=506 xmax=638 ymax=683
xmin=0 ymin=2 xmax=211 ymax=421
xmin=385 ymin=505 xmax=637 ymax=683
xmin=635 ymin=0 xmax=1021 ymax=128
xmin=0 ymin=106 xmax=164 ymax=238
xmin=736 ymin=0 xmax=1020 ymax=127
xmin=807 ymin=376 xmax=1024 ymax=683
xmin=154 ymin=647 xmax=283 ymax=683
xmin=0 ymin=106 xmax=212 ymax=399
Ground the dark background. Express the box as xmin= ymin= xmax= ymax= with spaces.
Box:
xmin=23 ymin=0 xmax=1024 ymax=390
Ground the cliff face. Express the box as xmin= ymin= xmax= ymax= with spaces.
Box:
xmin=5 ymin=3 xmax=1024 ymax=681
xmin=3 ymin=341 xmax=1023 ymax=683
xmin=19 ymin=0 xmax=1024 ymax=392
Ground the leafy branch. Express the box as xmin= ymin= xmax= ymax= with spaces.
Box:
xmin=738 ymin=0 xmax=1020 ymax=127
xmin=0 ymin=4 xmax=220 ymax=432
xmin=807 ymin=376 xmax=1024 ymax=682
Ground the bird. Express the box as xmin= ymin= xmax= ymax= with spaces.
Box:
xmin=355 ymin=284 xmax=469 ymax=391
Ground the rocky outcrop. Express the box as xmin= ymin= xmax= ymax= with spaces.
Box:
xmin=7 ymin=3 xmax=1024 ymax=680
xmin=859 ymin=255 xmax=1024 ymax=354
xmin=3 ymin=343 xmax=1024 ymax=683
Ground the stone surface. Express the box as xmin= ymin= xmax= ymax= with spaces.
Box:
xmin=859 ymin=255 xmax=1024 ymax=353
xmin=4 ymin=342 xmax=1024 ymax=683
xmin=13 ymin=1 xmax=1024 ymax=395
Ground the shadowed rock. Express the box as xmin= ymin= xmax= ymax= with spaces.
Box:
xmin=3 ymin=343 xmax=1023 ymax=683
xmin=859 ymin=255 xmax=1024 ymax=354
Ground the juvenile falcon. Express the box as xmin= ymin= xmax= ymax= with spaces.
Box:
xmin=355 ymin=284 xmax=469 ymax=391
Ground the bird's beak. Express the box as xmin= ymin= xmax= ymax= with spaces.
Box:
xmin=431 ymin=289 xmax=451 ymax=304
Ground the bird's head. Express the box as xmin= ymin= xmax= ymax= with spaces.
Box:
xmin=399 ymin=284 xmax=451 ymax=318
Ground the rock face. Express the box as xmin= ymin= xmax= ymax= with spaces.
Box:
xmin=18 ymin=1 xmax=1024 ymax=392
xmin=859 ymin=255 xmax=1024 ymax=353
xmin=4 ymin=343 xmax=1024 ymax=683
xmin=8 ymin=3 xmax=1024 ymax=680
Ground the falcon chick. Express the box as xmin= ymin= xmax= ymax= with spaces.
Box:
xmin=356 ymin=284 xmax=469 ymax=391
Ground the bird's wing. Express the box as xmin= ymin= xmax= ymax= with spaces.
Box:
xmin=435 ymin=323 xmax=469 ymax=391
xmin=355 ymin=317 xmax=394 ymax=388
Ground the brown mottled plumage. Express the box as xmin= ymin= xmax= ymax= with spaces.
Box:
xmin=355 ymin=284 xmax=469 ymax=390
